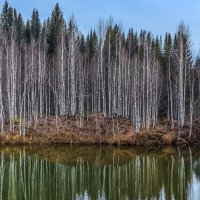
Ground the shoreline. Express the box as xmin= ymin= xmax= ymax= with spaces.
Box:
xmin=1 ymin=114 xmax=200 ymax=146
xmin=0 ymin=132 xmax=198 ymax=146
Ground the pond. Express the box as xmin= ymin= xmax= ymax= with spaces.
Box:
xmin=0 ymin=145 xmax=199 ymax=200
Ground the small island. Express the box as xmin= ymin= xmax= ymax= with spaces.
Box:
xmin=0 ymin=2 xmax=200 ymax=146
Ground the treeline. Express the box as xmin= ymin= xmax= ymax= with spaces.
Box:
xmin=0 ymin=1 xmax=200 ymax=136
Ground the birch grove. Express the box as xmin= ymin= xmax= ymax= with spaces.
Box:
xmin=0 ymin=2 xmax=199 ymax=136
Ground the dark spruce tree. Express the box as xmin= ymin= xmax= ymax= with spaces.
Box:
xmin=0 ymin=0 xmax=13 ymax=33
xmin=31 ymin=9 xmax=41 ymax=40
xmin=46 ymin=3 xmax=65 ymax=56
xmin=15 ymin=13 xmax=24 ymax=43
xmin=24 ymin=20 xmax=31 ymax=43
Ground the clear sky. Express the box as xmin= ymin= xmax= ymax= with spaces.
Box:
xmin=1 ymin=0 xmax=200 ymax=50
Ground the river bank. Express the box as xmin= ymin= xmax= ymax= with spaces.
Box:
xmin=0 ymin=114 xmax=200 ymax=146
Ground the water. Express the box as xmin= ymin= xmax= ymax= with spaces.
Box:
xmin=0 ymin=145 xmax=199 ymax=200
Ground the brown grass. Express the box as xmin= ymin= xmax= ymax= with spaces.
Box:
xmin=0 ymin=114 xmax=200 ymax=146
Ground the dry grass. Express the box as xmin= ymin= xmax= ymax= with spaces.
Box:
xmin=0 ymin=114 xmax=200 ymax=146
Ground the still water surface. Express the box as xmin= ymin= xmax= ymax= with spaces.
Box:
xmin=0 ymin=145 xmax=199 ymax=200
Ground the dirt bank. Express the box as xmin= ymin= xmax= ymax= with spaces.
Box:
xmin=0 ymin=114 xmax=200 ymax=146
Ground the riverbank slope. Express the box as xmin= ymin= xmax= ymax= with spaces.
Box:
xmin=1 ymin=114 xmax=200 ymax=145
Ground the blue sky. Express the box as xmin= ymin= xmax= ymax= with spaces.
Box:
xmin=1 ymin=0 xmax=200 ymax=50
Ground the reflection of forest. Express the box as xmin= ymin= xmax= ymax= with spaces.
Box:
xmin=0 ymin=146 xmax=199 ymax=200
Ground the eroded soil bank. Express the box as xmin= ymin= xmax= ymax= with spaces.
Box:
xmin=0 ymin=114 xmax=200 ymax=146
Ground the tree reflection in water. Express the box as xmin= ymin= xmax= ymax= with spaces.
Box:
xmin=0 ymin=146 xmax=199 ymax=200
